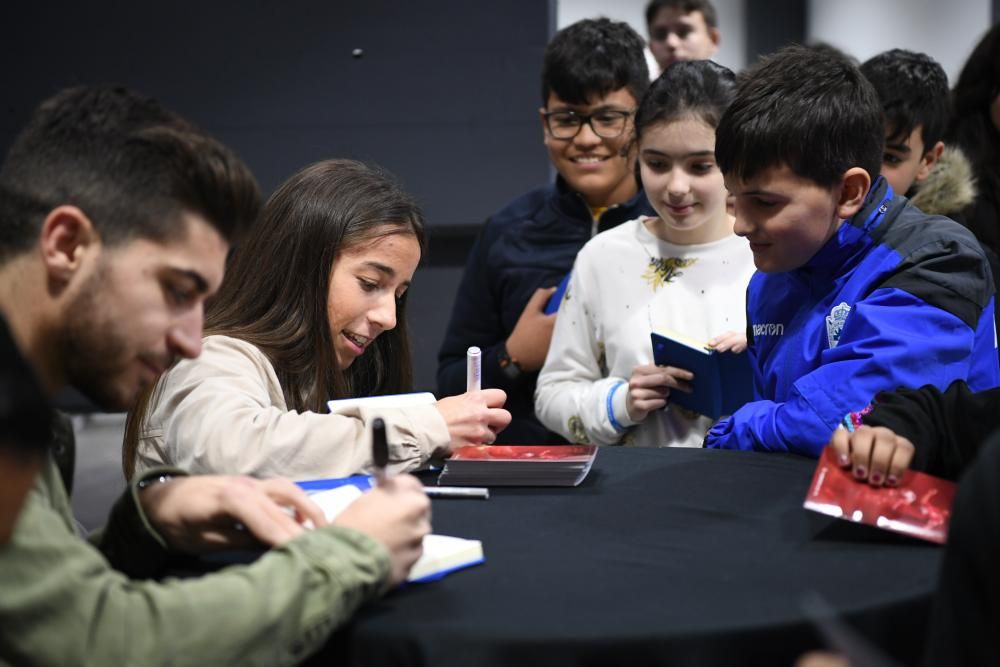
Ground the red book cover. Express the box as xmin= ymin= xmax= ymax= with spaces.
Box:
xmin=803 ymin=446 xmax=956 ymax=544
xmin=449 ymin=444 xmax=597 ymax=462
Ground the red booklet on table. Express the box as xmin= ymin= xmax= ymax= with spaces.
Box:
xmin=437 ymin=445 xmax=598 ymax=487
xmin=803 ymin=446 xmax=956 ymax=544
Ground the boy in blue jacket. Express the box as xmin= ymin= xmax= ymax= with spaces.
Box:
xmin=704 ymin=44 xmax=1000 ymax=457
xmin=437 ymin=18 xmax=654 ymax=443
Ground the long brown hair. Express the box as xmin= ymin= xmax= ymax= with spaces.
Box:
xmin=123 ymin=159 xmax=426 ymax=478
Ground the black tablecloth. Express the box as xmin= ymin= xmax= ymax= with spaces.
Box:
xmin=317 ymin=447 xmax=941 ymax=667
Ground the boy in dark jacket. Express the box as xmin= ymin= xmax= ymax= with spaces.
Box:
xmin=437 ymin=18 xmax=654 ymax=443
xmin=704 ymin=45 xmax=1000 ymax=457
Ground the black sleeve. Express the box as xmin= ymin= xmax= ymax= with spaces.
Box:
xmin=862 ymin=381 xmax=1000 ymax=480
xmin=922 ymin=431 xmax=1000 ymax=666
xmin=436 ymin=222 xmax=521 ymax=396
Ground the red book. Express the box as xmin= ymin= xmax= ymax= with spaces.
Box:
xmin=438 ymin=445 xmax=598 ymax=487
xmin=803 ymin=446 xmax=956 ymax=544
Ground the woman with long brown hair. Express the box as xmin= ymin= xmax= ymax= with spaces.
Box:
xmin=123 ymin=159 xmax=510 ymax=480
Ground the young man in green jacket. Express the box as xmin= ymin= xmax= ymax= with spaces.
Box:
xmin=0 ymin=85 xmax=431 ymax=665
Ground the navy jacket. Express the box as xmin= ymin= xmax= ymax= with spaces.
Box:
xmin=706 ymin=178 xmax=1000 ymax=456
xmin=437 ymin=178 xmax=653 ymax=443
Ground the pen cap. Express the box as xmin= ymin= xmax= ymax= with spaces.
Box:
xmin=372 ymin=417 xmax=389 ymax=469
xmin=466 ymin=346 xmax=482 ymax=391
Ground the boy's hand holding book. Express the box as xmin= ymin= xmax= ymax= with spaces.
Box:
xmin=625 ymin=363 xmax=694 ymax=422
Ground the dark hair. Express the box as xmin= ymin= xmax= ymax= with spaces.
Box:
xmin=0 ymin=85 xmax=261 ymax=263
xmin=207 ymin=159 xmax=425 ymax=410
xmin=635 ymin=60 xmax=736 ymax=142
xmin=541 ymin=18 xmax=649 ymax=107
xmin=860 ymin=49 xmax=950 ymax=151
xmin=716 ymin=44 xmax=883 ymax=187
xmin=123 ymin=159 xmax=425 ymax=478
xmin=948 ymin=23 xmax=1000 ymax=194
xmin=645 ymin=0 xmax=718 ymax=29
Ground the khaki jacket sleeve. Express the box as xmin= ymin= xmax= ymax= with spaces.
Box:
xmin=0 ymin=458 xmax=390 ymax=666
xmin=139 ymin=336 xmax=449 ymax=479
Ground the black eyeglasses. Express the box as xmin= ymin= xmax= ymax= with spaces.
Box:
xmin=542 ymin=108 xmax=635 ymax=140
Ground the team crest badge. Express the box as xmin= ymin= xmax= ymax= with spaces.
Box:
xmin=825 ymin=302 xmax=851 ymax=348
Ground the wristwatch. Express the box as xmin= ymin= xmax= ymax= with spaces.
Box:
xmin=498 ymin=343 xmax=523 ymax=381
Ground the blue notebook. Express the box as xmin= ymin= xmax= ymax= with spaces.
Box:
xmin=650 ymin=330 xmax=754 ymax=419
xmin=544 ymin=272 xmax=572 ymax=315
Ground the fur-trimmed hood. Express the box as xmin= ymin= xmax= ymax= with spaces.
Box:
xmin=909 ymin=145 xmax=977 ymax=217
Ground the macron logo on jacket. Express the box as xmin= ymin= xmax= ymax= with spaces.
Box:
xmin=752 ymin=322 xmax=785 ymax=337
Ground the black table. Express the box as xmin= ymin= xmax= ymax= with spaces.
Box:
xmin=318 ymin=447 xmax=941 ymax=666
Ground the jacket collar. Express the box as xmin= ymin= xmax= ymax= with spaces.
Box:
xmin=550 ymin=175 xmax=652 ymax=232
xmin=798 ymin=176 xmax=895 ymax=279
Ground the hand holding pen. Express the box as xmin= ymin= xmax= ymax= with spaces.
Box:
xmin=373 ymin=416 xmax=488 ymax=499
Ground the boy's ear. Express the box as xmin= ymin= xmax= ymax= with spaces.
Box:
xmin=835 ymin=167 xmax=872 ymax=220
xmin=915 ymin=141 xmax=945 ymax=183
xmin=709 ymin=27 xmax=721 ymax=49
xmin=40 ymin=206 xmax=99 ymax=285
xmin=539 ymin=107 xmax=552 ymax=140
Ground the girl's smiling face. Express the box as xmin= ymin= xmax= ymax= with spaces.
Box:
xmin=327 ymin=231 xmax=421 ymax=369
xmin=639 ymin=116 xmax=732 ymax=244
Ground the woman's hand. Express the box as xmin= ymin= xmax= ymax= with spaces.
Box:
xmin=435 ymin=389 xmax=512 ymax=450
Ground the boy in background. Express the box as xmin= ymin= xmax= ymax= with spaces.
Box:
xmin=645 ymin=0 xmax=720 ymax=78
xmin=437 ymin=18 xmax=654 ymax=443
xmin=860 ymin=49 xmax=976 ymax=220
xmin=704 ymin=45 xmax=999 ymax=459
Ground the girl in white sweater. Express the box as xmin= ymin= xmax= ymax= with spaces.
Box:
xmin=535 ymin=60 xmax=755 ymax=447
xmin=124 ymin=160 xmax=510 ymax=479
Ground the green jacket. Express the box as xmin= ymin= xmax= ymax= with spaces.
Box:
xmin=0 ymin=447 xmax=390 ymax=666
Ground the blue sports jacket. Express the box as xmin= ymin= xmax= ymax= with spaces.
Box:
xmin=705 ymin=177 xmax=1000 ymax=456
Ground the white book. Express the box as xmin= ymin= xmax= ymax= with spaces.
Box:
xmin=307 ymin=485 xmax=484 ymax=583
xmin=326 ymin=392 xmax=437 ymax=414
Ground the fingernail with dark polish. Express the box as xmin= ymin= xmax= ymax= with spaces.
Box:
xmin=869 ymin=472 xmax=883 ymax=485
xmin=853 ymin=465 xmax=867 ymax=479
xmin=838 ymin=454 xmax=851 ymax=467
xmin=887 ymin=475 xmax=899 ymax=486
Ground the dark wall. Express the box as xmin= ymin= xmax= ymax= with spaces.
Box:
xmin=1 ymin=2 xmax=550 ymax=227
xmin=2 ymin=2 xmax=554 ymax=399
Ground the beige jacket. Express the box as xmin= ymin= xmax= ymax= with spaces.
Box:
xmin=135 ymin=335 xmax=450 ymax=479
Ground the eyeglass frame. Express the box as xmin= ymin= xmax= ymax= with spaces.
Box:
xmin=540 ymin=107 xmax=636 ymax=140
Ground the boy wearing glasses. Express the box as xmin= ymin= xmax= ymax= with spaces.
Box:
xmin=437 ymin=18 xmax=653 ymax=443
xmin=645 ymin=0 xmax=720 ymax=77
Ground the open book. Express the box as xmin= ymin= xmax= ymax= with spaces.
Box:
xmin=650 ymin=329 xmax=754 ymax=419
xmin=803 ymin=446 xmax=956 ymax=544
xmin=307 ymin=484 xmax=485 ymax=583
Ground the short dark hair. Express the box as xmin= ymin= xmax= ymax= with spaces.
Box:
xmin=0 ymin=85 xmax=261 ymax=262
xmin=645 ymin=0 xmax=718 ymax=29
xmin=860 ymin=49 xmax=950 ymax=152
xmin=541 ymin=18 xmax=649 ymax=107
xmin=635 ymin=60 xmax=736 ymax=142
xmin=716 ymin=44 xmax=883 ymax=187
